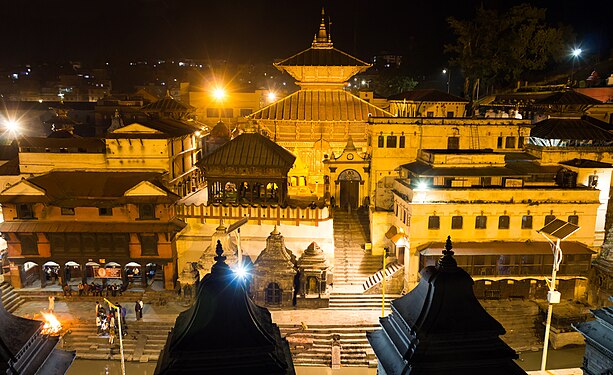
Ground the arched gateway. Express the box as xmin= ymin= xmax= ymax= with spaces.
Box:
xmin=338 ymin=169 xmax=361 ymax=210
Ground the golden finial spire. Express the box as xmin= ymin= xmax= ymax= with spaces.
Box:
xmin=312 ymin=7 xmax=333 ymax=49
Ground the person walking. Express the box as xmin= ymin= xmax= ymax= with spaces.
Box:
xmin=95 ymin=301 xmax=100 ymax=317
xmin=96 ymin=315 xmax=102 ymax=334
xmin=134 ymin=300 xmax=142 ymax=320
xmin=48 ymin=295 xmax=55 ymax=313
xmin=108 ymin=327 xmax=115 ymax=346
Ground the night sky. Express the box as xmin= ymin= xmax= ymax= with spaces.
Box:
xmin=3 ymin=0 xmax=612 ymax=74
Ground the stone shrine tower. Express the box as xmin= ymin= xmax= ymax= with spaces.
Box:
xmin=252 ymin=226 xmax=298 ymax=308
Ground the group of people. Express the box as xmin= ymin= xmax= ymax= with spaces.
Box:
xmin=95 ymin=301 xmax=126 ymax=343
xmin=61 ymin=282 xmax=126 ymax=297
xmin=94 ymin=300 xmax=144 ymax=346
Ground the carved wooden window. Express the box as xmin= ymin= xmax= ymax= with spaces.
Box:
xmin=265 ymin=282 xmax=282 ymax=305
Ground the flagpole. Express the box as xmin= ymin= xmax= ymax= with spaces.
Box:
xmin=105 ymin=298 xmax=126 ymax=375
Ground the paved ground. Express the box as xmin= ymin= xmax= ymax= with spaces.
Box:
xmin=14 ymin=298 xmax=387 ymax=329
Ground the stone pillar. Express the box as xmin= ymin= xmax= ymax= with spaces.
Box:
xmin=163 ymin=262 xmax=175 ymax=290
xmin=40 ymin=266 xmax=47 ymax=288
xmin=10 ymin=264 xmax=23 ymax=289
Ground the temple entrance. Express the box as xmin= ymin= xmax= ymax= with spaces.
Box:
xmin=338 ymin=169 xmax=361 ymax=210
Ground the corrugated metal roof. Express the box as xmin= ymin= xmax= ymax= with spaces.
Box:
xmin=401 ymin=161 xmax=526 ymax=177
xmin=18 ymin=137 xmax=106 ymax=152
xmin=0 ymin=171 xmax=179 ymax=205
xmin=535 ymin=90 xmax=602 ymax=105
xmin=275 ymin=47 xmax=370 ymax=67
xmin=560 ymin=158 xmax=613 ymax=168
xmin=248 ymin=89 xmax=392 ymax=121
xmin=0 ymin=219 xmax=186 ymax=233
xmin=141 ymin=97 xmax=194 ymax=112
xmin=420 ymin=241 xmax=595 ymax=256
xmin=530 ymin=118 xmax=613 ymax=141
xmin=199 ymin=133 xmax=295 ymax=169
xmin=388 ymin=89 xmax=469 ymax=102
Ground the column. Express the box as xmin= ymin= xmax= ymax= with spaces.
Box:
xmin=40 ymin=266 xmax=47 ymax=288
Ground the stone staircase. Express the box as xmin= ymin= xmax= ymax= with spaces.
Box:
xmin=61 ymin=320 xmax=175 ymax=362
xmin=0 ymin=282 xmax=26 ymax=313
xmin=329 ymin=293 xmax=402 ymax=310
xmin=279 ymin=323 xmax=380 ymax=367
xmin=332 ymin=209 xmax=382 ymax=289
xmin=480 ymin=299 xmax=542 ymax=352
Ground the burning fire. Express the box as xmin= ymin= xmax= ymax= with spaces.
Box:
xmin=41 ymin=312 xmax=62 ymax=335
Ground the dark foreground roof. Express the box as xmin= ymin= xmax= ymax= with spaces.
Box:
xmin=0 ymin=289 xmax=75 ymax=374
xmin=155 ymin=241 xmax=295 ymax=375
xmin=367 ymin=237 xmax=526 ymax=375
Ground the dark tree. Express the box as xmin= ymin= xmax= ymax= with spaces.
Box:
xmin=445 ymin=4 xmax=572 ymax=91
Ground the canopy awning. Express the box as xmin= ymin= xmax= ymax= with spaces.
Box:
xmin=419 ymin=241 xmax=595 ymax=256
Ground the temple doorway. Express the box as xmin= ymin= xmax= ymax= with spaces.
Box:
xmin=338 ymin=169 xmax=361 ymax=210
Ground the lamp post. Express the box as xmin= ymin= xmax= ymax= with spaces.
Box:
xmin=104 ymin=299 xmax=126 ymax=375
xmin=570 ymin=48 xmax=582 ymax=87
xmin=442 ymin=69 xmax=451 ymax=94
xmin=537 ymin=219 xmax=580 ymax=372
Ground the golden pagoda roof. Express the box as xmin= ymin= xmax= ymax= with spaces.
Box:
xmin=248 ymin=89 xmax=392 ymax=121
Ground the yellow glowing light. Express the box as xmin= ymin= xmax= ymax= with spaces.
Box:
xmin=213 ymin=88 xmax=226 ymax=101
xmin=267 ymin=92 xmax=277 ymax=102
xmin=41 ymin=312 xmax=62 ymax=335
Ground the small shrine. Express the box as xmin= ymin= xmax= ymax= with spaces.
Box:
xmin=197 ymin=221 xmax=238 ymax=275
xmin=155 ymin=241 xmax=295 ymax=374
xmin=367 ymin=236 xmax=527 ymax=375
xmin=252 ymin=226 xmax=298 ymax=308
xmin=197 ymin=132 xmax=296 ymax=205
xmin=296 ymin=242 xmax=330 ymax=308
xmin=203 ymin=120 xmax=231 ymax=156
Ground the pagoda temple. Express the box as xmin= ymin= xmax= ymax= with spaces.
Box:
xmin=155 ymin=240 xmax=295 ymax=374
xmin=248 ymin=9 xmax=392 ymax=197
xmin=367 ymin=236 xmax=527 ymax=375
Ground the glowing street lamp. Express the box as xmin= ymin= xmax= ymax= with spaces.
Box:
xmin=570 ymin=48 xmax=582 ymax=87
xmin=212 ymin=87 xmax=226 ymax=120
xmin=267 ymin=91 xmax=277 ymax=103
xmin=442 ymin=68 xmax=451 ymax=93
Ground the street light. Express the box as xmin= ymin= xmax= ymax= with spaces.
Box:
xmin=537 ymin=218 xmax=580 ymax=372
xmin=570 ymin=48 xmax=582 ymax=87
xmin=442 ymin=68 xmax=451 ymax=94
xmin=212 ymin=87 xmax=226 ymax=120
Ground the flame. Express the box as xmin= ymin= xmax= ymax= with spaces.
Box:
xmin=41 ymin=312 xmax=62 ymax=335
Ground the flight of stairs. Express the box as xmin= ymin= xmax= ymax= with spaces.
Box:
xmin=0 ymin=282 xmax=26 ymax=313
xmin=61 ymin=320 xmax=174 ymax=362
xmin=329 ymin=293 xmax=402 ymax=309
xmin=332 ymin=209 xmax=382 ymax=289
xmin=480 ymin=299 xmax=542 ymax=351
xmin=279 ymin=323 xmax=380 ymax=367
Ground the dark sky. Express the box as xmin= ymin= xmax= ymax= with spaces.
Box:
xmin=3 ymin=0 xmax=612 ymax=74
